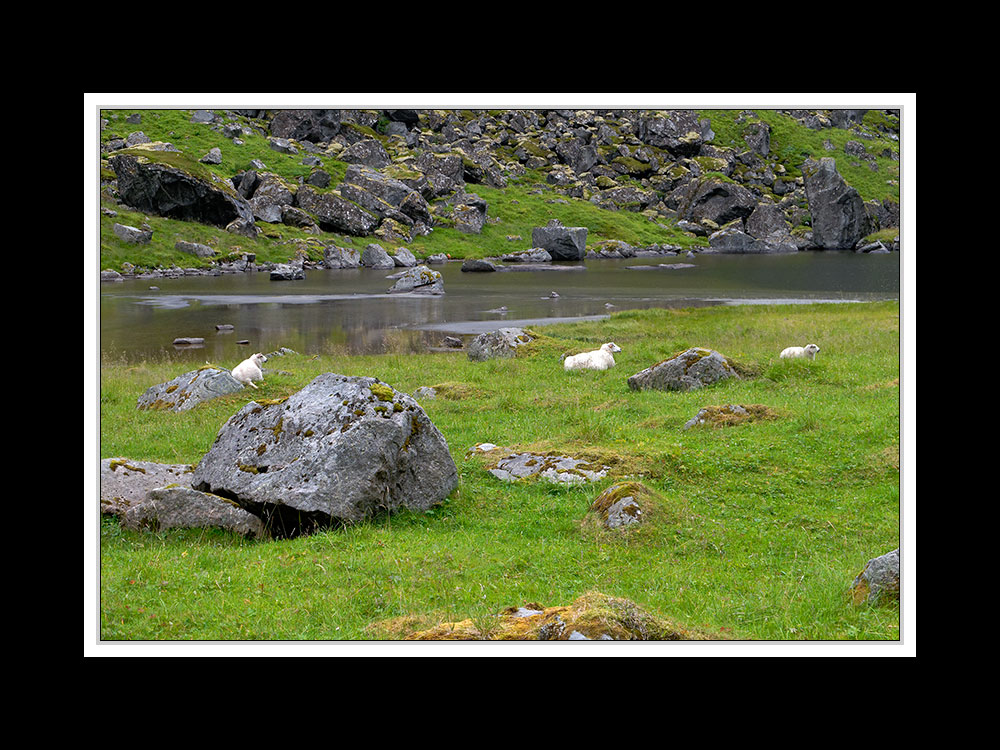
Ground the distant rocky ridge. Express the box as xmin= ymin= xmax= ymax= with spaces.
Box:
xmin=101 ymin=108 xmax=901 ymax=280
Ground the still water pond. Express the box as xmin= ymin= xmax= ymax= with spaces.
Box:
xmin=99 ymin=252 xmax=900 ymax=363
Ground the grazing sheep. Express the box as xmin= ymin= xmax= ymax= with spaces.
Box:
xmin=231 ymin=353 xmax=267 ymax=388
xmin=780 ymin=343 xmax=820 ymax=360
xmin=564 ymin=342 xmax=622 ymax=371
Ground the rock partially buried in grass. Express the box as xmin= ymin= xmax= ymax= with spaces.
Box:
xmin=627 ymin=347 xmax=739 ymax=392
xmin=401 ymin=591 xmax=726 ymax=641
xmin=851 ymin=548 xmax=900 ymax=605
xmin=191 ymin=373 xmax=458 ymax=536
xmin=467 ymin=327 xmax=534 ymax=361
xmin=136 ymin=367 xmax=244 ymax=411
xmin=489 ymin=452 xmax=609 ymax=485
xmin=682 ymin=404 xmax=780 ymax=430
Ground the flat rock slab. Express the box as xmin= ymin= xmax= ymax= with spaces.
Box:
xmin=136 ymin=367 xmax=244 ymax=411
xmin=100 ymin=457 xmax=195 ymax=516
xmin=488 ymin=452 xmax=609 ymax=485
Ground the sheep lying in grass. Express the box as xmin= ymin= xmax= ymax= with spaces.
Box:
xmin=231 ymin=353 xmax=267 ymax=388
xmin=564 ymin=342 xmax=622 ymax=371
xmin=780 ymin=344 xmax=820 ymax=360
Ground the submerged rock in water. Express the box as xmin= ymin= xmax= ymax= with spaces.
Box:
xmin=386 ymin=265 xmax=444 ymax=294
xmin=191 ymin=373 xmax=458 ymax=535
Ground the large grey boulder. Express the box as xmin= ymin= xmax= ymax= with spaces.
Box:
xmin=386 ymin=265 xmax=444 ymax=294
xmin=324 ymin=244 xmax=361 ymax=268
xmin=340 ymin=164 xmax=431 ymax=225
xmin=270 ymin=109 xmax=341 ymax=142
xmin=670 ymin=175 xmax=757 ymax=227
xmin=636 ymin=110 xmax=714 ymax=156
xmin=136 ymin=367 xmax=245 ymax=411
xmin=295 ymin=185 xmax=380 ymax=236
xmin=531 ymin=220 xmax=588 ymax=260
xmin=248 ymin=173 xmax=295 ymax=223
xmin=627 ymin=347 xmax=739 ymax=392
xmin=110 ymin=153 xmax=256 ymax=229
xmin=191 ymin=373 xmax=458 ymax=534
xmin=802 ymin=157 xmax=870 ymax=249
xmin=122 ymin=486 xmax=266 ymax=538
xmin=113 ymin=223 xmax=152 ymax=244
xmin=360 ymin=243 xmax=395 ymax=269
xmin=100 ymin=457 xmax=195 ymax=517
xmin=467 ymin=328 xmax=534 ymax=361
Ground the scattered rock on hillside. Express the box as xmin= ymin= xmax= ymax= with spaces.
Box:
xmin=175 ymin=240 xmax=217 ymax=258
xmin=627 ymin=347 xmax=740 ymax=392
xmin=113 ymin=223 xmax=152 ymax=244
xmin=136 ymin=367 xmax=245 ymax=411
xmin=467 ymin=327 xmax=534 ymax=361
xmin=531 ymin=219 xmax=588 ymax=260
xmin=191 ymin=373 xmax=459 ymax=536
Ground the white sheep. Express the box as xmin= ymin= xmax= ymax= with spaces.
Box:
xmin=231 ymin=352 xmax=267 ymax=388
xmin=563 ymin=342 xmax=622 ymax=371
xmin=779 ymin=343 xmax=820 ymax=360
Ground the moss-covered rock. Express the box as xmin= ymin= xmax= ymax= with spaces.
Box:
xmin=401 ymin=591 xmax=727 ymax=640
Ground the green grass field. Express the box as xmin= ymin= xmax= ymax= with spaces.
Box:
xmin=95 ymin=301 xmax=902 ymax=644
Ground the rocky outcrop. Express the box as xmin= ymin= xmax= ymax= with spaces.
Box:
xmin=191 ymin=373 xmax=458 ymax=536
xmin=802 ymin=157 xmax=870 ymax=249
xmin=110 ymin=153 xmax=256 ymax=230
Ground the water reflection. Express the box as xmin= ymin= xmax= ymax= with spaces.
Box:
xmin=99 ymin=253 xmax=900 ymax=363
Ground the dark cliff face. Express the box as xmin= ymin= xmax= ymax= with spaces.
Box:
xmin=110 ymin=153 xmax=254 ymax=228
